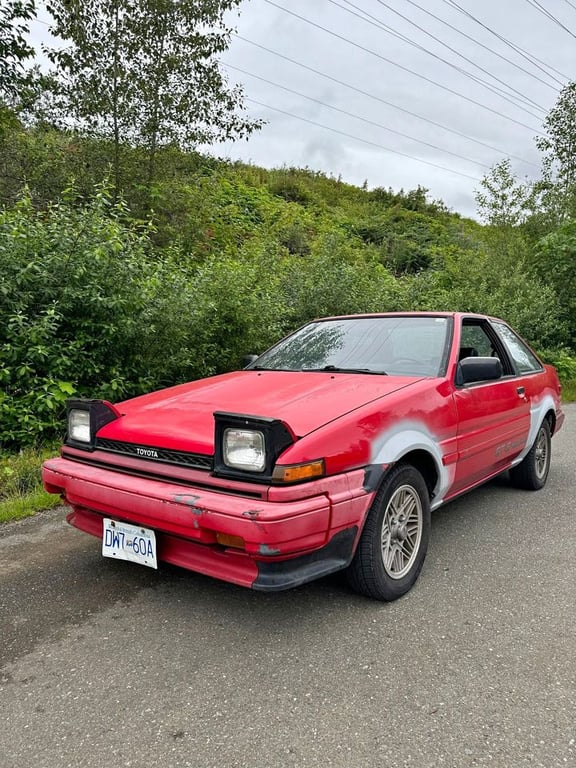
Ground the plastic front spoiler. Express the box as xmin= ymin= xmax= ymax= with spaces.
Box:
xmin=253 ymin=527 xmax=358 ymax=591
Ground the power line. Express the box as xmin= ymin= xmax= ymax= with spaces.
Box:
xmin=524 ymin=0 xmax=576 ymax=39
xmin=225 ymin=62 xmax=496 ymax=170
xmin=397 ymin=0 xmax=561 ymax=91
xmin=262 ymin=0 xmax=544 ymax=135
xmin=441 ymin=0 xmax=570 ymax=84
xmin=236 ymin=36 xmax=540 ymax=168
xmin=360 ymin=0 xmax=547 ymax=114
xmin=334 ymin=0 xmax=545 ymax=117
xmin=246 ymin=98 xmax=484 ymax=181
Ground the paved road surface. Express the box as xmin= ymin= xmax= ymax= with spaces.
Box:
xmin=1 ymin=406 xmax=575 ymax=768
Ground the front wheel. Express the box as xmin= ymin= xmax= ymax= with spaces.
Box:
xmin=510 ymin=419 xmax=551 ymax=491
xmin=346 ymin=464 xmax=431 ymax=601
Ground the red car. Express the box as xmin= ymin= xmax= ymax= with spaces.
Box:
xmin=42 ymin=313 xmax=564 ymax=600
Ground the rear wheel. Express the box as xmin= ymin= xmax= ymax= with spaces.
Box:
xmin=510 ymin=419 xmax=551 ymax=491
xmin=346 ymin=464 xmax=431 ymax=601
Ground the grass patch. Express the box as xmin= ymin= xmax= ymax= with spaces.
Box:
xmin=561 ymin=379 xmax=576 ymax=402
xmin=0 ymin=488 xmax=61 ymax=524
xmin=0 ymin=444 xmax=61 ymax=524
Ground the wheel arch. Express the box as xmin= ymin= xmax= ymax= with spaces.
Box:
xmin=369 ymin=423 xmax=449 ymax=508
xmin=544 ymin=408 xmax=556 ymax=435
xmin=395 ymin=449 xmax=439 ymax=500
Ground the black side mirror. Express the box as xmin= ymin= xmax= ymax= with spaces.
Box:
xmin=458 ymin=356 xmax=502 ymax=385
xmin=241 ymin=354 xmax=259 ymax=369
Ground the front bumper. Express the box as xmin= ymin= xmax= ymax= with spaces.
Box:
xmin=42 ymin=457 xmax=373 ymax=590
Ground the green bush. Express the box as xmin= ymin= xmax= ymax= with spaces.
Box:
xmin=0 ymin=188 xmax=155 ymax=446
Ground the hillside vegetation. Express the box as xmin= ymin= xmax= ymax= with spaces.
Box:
xmin=1 ymin=123 xmax=574 ymax=449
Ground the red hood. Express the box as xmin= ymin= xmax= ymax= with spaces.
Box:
xmin=98 ymin=371 xmax=423 ymax=453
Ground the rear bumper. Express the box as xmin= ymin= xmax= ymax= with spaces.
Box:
xmin=43 ymin=457 xmax=372 ymax=590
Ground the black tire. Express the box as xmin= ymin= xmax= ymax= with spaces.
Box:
xmin=510 ymin=419 xmax=551 ymax=491
xmin=346 ymin=464 xmax=431 ymax=601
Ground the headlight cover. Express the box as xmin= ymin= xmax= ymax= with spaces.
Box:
xmin=213 ymin=412 xmax=295 ymax=482
xmin=65 ymin=399 xmax=121 ymax=450
xmin=223 ymin=428 xmax=266 ymax=472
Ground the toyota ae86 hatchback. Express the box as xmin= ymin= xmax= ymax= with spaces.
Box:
xmin=42 ymin=313 xmax=564 ymax=601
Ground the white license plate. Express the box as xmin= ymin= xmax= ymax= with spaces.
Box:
xmin=102 ymin=518 xmax=157 ymax=569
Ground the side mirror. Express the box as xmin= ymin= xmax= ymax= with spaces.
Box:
xmin=241 ymin=354 xmax=259 ymax=369
xmin=458 ymin=356 xmax=502 ymax=385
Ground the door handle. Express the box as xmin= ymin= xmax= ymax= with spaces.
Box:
xmin=517 ymin=386 xmax=525 ymax=396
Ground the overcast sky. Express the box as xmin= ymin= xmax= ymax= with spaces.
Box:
xmin=30 ymin=0 xmax=576 ymax=218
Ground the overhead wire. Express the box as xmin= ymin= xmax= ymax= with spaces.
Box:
xmin=440 ymin=0 xmax=570 ymax=84
xmin=245 ymin=98 xmax=484 ymax=181
xmin=262 ymin=0 xmax=544 ymax=135
xmin=398 ymin=0 xmax=561 ymax=91
xmin=236 ymin=36 xmax=540 ymax=168
xmin=358 ymin=0 xmax=548 ymax=114
xmin=524 ymin=0 xmax=576 ymax=39
xmin=333 ymin=0 xmax=545 ymax=118
xmin=224 ymin=62 xmax=498 ymax=170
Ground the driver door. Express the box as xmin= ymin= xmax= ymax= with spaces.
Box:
xmin=451 ymin=319 xmax=530 ymax=495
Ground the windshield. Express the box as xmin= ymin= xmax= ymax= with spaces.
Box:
xmin=251 ymin=316 xmax=452 ymax=377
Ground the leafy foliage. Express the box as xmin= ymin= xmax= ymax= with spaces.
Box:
xmin=44 ymin=0 xmax=262 ymax=192
xmin=0 ymin=189 xmax=155 ymax=445
xmin=536 ymin=81 xmax=576 ymax=221
xmin=0 ymin=0 xmax=35 ymax=105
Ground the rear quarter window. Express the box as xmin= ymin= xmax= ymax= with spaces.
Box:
xmin=492 ymin=322 xmax=543 ymax=374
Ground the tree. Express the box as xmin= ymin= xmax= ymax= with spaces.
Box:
xmin=475 ymin=159 xmax=533 ymax=227
xmin=532 ymin=220 xmax=576 ymax=347
xmin=0 ymin=0 xmax=36 ymax=105
xmin=45 ymin=0 xmax=262 ymax=193
xmin=535 ymin=80 xmax=576 ymax=221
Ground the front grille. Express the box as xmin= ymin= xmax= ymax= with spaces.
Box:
xmin=96 ymin=438 xmax=213 ymax=471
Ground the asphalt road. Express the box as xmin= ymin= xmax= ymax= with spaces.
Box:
xmin=1 ymin=406 xmax=575 ymax=768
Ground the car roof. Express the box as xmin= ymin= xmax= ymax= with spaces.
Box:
xmin=315 ymin=311 xmax=501 ymax=322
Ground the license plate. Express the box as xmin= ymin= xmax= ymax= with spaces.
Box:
xmin=102 ymin=518 xmax=157 ymax=569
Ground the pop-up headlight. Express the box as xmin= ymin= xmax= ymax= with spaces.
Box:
xmin=223 ymin=428 xmax=266 ymax=472
xmin=65 ymin=399 xmax=121 ymax=450
xmin=214 ymin=412 xmax=295 ymax=482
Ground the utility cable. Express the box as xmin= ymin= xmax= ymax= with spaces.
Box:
xmin=441 ymin=0 xmax=569 ymax=84
xmin=399 ymin=0 xmax=561 ymax=91
xmin=361 ymin=0 xmax=547 ymax=113
xmin=236 ymin=36 xmax=540 ymax=168
xmin=333 ymin=0 xmax=545 ymax=117
xmin=225 ymin=62 xmax=496 ymax=169
xmin=524 ymin=0 xmax=576 ymax=39
xmin=262 ymin=0 xmax=544 ymax=135
xmin=246 ymin=98 xmax=484 ymax=182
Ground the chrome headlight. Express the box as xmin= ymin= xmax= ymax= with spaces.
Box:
xmin=68 ymin=408 xmax=91 ymax=444
xmin=223 ymin=428 xmax=266 ymax=472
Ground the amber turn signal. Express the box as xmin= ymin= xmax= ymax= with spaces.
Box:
xmin=216 ymin=533 xmax=246 ymax=550
xmin=272 ymin=460 xmax=325 ymax=483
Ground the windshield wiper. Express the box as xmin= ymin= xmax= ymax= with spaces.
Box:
xmin=301 ymin=365 xmax=387 ymax=375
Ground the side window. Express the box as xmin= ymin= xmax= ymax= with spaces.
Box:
xmin=492 ymin=322 xmax=543 ymax=374
xmin=458 ymin=320 xmax=513 ymax=375
xmin=459 ymin=325 xmax=493 ymax=358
